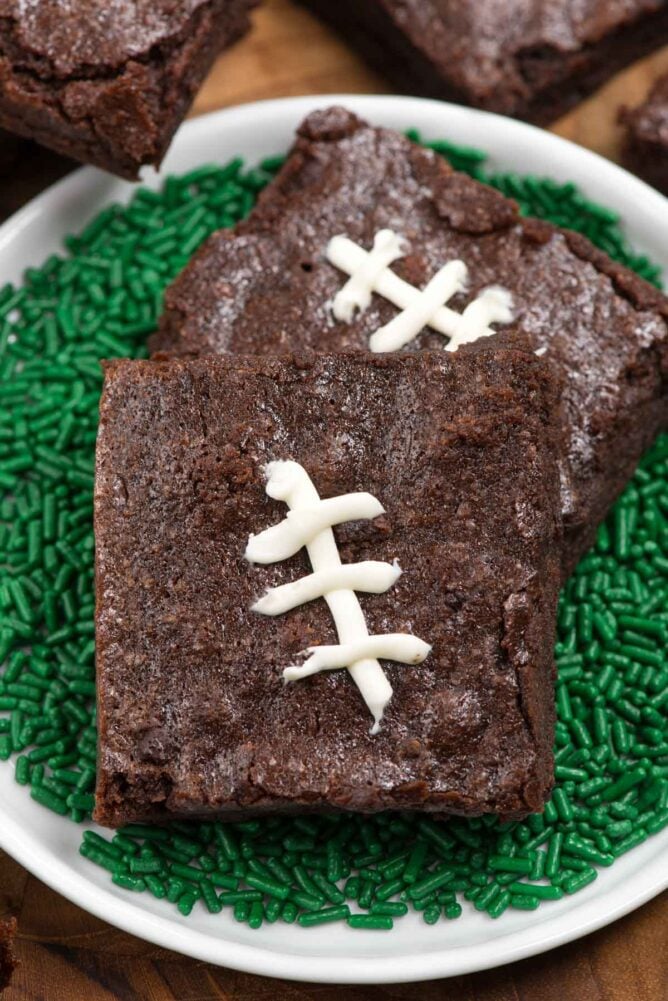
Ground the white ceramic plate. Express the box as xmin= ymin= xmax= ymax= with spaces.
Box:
xmin=0 ymin=95 xmax=666 ymax=985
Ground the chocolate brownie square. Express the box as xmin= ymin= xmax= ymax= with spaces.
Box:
xmin=0 ymin=0 xmax=257 ymax=179
xmin=0 ymin=918 xmax=17 ymax=993
xmin=94 ymin=347 xmax=561 ymax=825
xmin=620 ymin=73 xmax=668 ymax=196
xmin=296 ymin=0 xmax=668 ymax=124
xmin=155 ymin=107 xmax=668 ymax=577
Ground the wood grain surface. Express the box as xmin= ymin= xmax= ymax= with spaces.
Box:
xmin=1 ymin=1 xmax=667 ymax=997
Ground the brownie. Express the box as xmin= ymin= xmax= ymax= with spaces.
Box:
xmin=155 ymin=108 xmax=668 ymax=577
xmin=296 ymin=0 xmax=668 ymax=125
xmin=0 ymin=918 xmax=17 ymax=993
xmin=94 ymin=347 xmax=561 ymax=826
xmin=0 ymin=0 xmax=257 ymax=179
xmin=620 ymin=73 xmax=668 ymax=195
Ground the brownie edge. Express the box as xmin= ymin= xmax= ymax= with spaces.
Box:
xmin=94 ymin=348 xmax=561 ymax=826
xmin=0 ymin=918 xmax=17 ymax=993
xmin=620 ymin=74 xmax=668 ymax=196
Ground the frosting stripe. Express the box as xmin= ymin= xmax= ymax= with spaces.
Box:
xmin=245 ymin=492 xmax=385 ymax=564
xmin=369 ymin=260 xmax=467 ymax=352
xmin=285 ymin=634 xmax=432 ymax=679
xmin=252 ymin=560 xmax=401 ymax=615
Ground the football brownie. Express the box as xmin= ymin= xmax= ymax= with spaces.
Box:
xmin=155 ymin=108 xmax=668 ymax=577
xmin=296 ymin=0 xmax=668 ymax=124
xmin=0 ymin=0 xmax=257 ymax=179
xmin=94 ymin=347 xmax=561 ymax=825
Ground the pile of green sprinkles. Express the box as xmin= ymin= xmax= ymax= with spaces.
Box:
xmin=0 ymin=135 xmax=667 ymax=933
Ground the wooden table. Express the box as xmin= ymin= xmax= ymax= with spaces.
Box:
xmin=1 ymin=2 xmax=667 ymax=997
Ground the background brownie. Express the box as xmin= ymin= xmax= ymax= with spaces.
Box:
xmin=156 ymin=107 xmax=668 ymax=577
xmin=0 ymin=0 xmax=257 ymax=179
xmin=94 ymin=348 xmax=561 ymax=826
xmin=0 ymin=917 xmax=17 ymax=993
xmin=296 ymin=0 xmax=668 ymax=125
xmin=620 ymin=73 xmax=668 ymax=195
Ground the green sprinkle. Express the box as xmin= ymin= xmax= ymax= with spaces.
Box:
xmin=144 ymin=876 xmax=167 ymax=899
xmin=507 ymin=882 xmax=563 ymax=900
xmin=79 ymin=844 xmax=122 ymax=873
xmin=569 ymin=718 xmax=594 ymax=750
xmin=292 ymin=864 xmax=321 ymax=897
xmin=347 ymin=915 xmax=393 ymax=930
xmin=545 ymin=832 xmax=564 ymax=878
xmin=218 ymin=891 xmax=262 ymax=904
xmin=474 ymin=882 xmax=500 ymax=911
xmin=247 ymin=900 xmax=263 ymax=928
xmin=647 ymin=810 xmax=668 ymax=835
xmin=510 ymin=893 xmax=541 ymax=910
xmin=488 ymin=855 xmax=533 ymax=874
xmin=552 ymin=787 xmax=575 ymax=822
xmin=129 ymin=857 xmax=163 ymax=875
xmin=563 ymin=868 xmax=598 ymax=894
xmin=402 ymin=839 xmax=428 ymax=883
xmin=121 ymin=824 xmax=169 ymax=841
xmin=15 ymin=755 xmax=30 ymax=784
xmin=612 ymin=829 xmax=648 ymax=856
xmin=563 ymin=835 xmax=613 ymax=867
xmin=375 ymin=876 xmax=404 ymax=901
xmin=112 ymin=873 xmax=146 ymax=892
xmin=263 ymin=898 xmax=282 ymax=923
xmin=407 ymin=867 xmax=454 ymax=899
xmin=357 ymin=881 xmax=374 ymax=910
xmin=298 ymin=904 xmax=350 ymax=927
xmin=291 ymin=890 xmax=326 ymax=912
xmin=281 ymin=901 xmax=298 ymax=923
xmin=344 ymin=876 xmax=360 ymax=900
xmin=309 ymin=871 xmax=345 ymax=904
xmin=600 ymin=769 xmax=646 ymax=801
xmin=486 ymin=892 xmax=509 ymax=919
xmin=30 ymin=783 xmax=68 ymax=814
xmin=618 ymin=614 xmax=664 ymax=638
xmin=370 ymin=901 xmax=408 ymax=917
xmin=422 ymin=904 xmax=441 ymax=924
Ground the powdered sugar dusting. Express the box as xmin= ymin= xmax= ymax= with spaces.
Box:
xmin=12 ymin=0 xmax=207 ymax=72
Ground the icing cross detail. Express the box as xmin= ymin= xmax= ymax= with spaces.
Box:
xmin=245 ymin=460 xmax=431 ymax=732
xmin=327 ymin=229 xmax=513 ymax=352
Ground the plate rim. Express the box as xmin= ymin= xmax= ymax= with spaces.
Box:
xmin=0 ymin=93 xmax=666 ymax=984
xmin=1 ymin=795 xmax=666 ymax=984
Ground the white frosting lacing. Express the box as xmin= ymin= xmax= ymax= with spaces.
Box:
xmin=327 ymin=229 xmax=513 ymax=352
xmin=245 ymin=460 xmax=431 ymax=732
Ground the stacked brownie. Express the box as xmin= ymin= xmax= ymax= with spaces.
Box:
xmin=155 ymin=108 xmax=668 ymax=577
xmin=94 ymin=109 xmax=668 ymax=826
